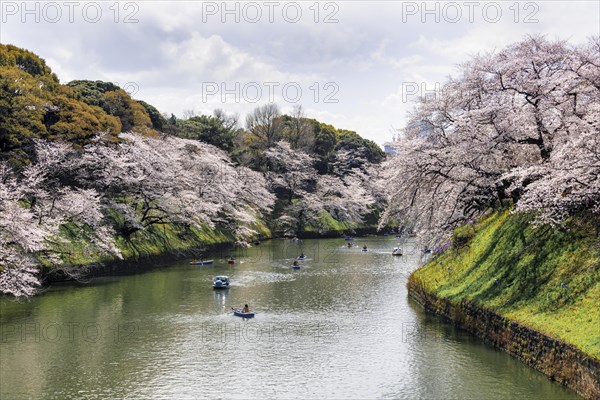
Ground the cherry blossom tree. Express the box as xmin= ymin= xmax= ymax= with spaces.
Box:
xmin=0 ymin=163 xmax=44 ymax=296
xmin=265 ymin=142 xmax=382 ymax=234
xmin=0 ymin=139 xmax=124 ymax=296
xmin=1 ymin=131 xmax=277 ymax=296
xmin=383 ymin=35 xmax=600 ymax=244
xmin=69 ymin=132 xmax=275 ymax=243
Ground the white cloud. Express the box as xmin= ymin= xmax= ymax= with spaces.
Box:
xmin=1 ymin=0 xmax=597 ymax=146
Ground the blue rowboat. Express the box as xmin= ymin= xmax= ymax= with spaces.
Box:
xmin=292 ymin=265 xmax=301 ymax=270
xmin=190 ymin=260 xmax=214 ymax=265
xmin=232 ymin=308 xmax=255 ymax=318
xmin=212 ymin=276 xmax=230 ymax=289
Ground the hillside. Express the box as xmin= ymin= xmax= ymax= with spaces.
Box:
xmin=0 ymin=45 xmax=162 ymax=167
xmin=410 ymin=208 xmax=600 ymax=359
xmin=0 ymin=44 xmax=388 ymax=297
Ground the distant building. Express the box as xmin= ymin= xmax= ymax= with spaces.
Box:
xmin=383 ymin=128 xmax=402 ymax=156
xmin=383 ymin=142 xmax=398 ymax=156
xmin=383 ymin=122 xmax=434 ymax=157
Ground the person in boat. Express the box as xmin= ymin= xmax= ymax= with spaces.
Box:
xmin=300 ymin=252 xmax=305 ymax=258
xmin=363 ymin=245 xmax=368 ymax=250
xmin=242 ymin=304 xmax=250 ymax=313
xmin=228 ymin=256 xmax=235 ymax=261
xmin=293 ymin=259 xmax=299 ymax=266
xmin=347 ymin=242 xmax=352 ymax=247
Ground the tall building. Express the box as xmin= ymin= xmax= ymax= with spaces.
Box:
xmin=383 ymin=128 xmax=402 ymax=156
xmin=383 ymin=121 xmax=434 ymax=157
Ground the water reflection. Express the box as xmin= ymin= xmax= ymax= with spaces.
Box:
xmin=0 ymin=238 xmax=578 ymax=399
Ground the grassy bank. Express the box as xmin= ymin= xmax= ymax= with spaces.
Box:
xmin=38 ymin=218 xmax=273 ymax=281
xmin=38 ymin=208 xmax=383 ymax=281
xmin=411 ymin=208 xmax=600 ymax=360
xmin=301 ymin=209 xmax=386 ymax=237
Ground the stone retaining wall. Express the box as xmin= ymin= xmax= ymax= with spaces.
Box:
xmin=407 ymin=276 xmax=600 ymax=399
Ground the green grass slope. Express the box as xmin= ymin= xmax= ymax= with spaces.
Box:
xmin=411 ymin=208 xmax=600 ymax=359
xmin=303 ymin=209 xmax=381 ymax=235
xmin=38 ymin=218 xmax=272 ymax=278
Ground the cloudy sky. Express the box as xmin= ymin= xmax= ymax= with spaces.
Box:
xmin=2 ymin=1 xmax=598 ymax=145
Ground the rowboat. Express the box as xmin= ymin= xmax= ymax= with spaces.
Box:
xmin=212 ymin=276 xmax=230 ymax=289
xmin=296 ymin=255 xmax=307 ymax=260
xmin=190 ymin=260 xmax=214 ymax=265
xmin=232 ymin=308 xmax=255 ymax=318
xmin=292 ymin=265 xmax=301 ymax=270
xmin=392 ymin=248 xmax=402 ymax=256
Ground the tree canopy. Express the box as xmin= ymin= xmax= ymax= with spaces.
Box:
xmin=382 ymin=35 xmax=600 ymax=244
xmin=0 ymin=44 xmax=388 ymax=297
xmin=0 ymin=45 xmax=122 ymax=166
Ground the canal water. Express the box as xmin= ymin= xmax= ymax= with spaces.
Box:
xmin=0 ymin=237 xmax=578 ymax=399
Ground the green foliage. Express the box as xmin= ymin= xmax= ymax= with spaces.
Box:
xmin=101 ymin=89 xmax=153 ymax=133
xmin=0 ymin=46 xmax=122 ymax=166
xmin=43 ymin=90 xmax=122 ymax=144
xmin=176 ymin=115 xmax=238 ymax=152
xmin=67 ymin=80 xmax=121 ymax=107
xmin=305 ymin=209 xmax=351 ymax=233
xmin=412 ymin=209 xmax=600 ymax=359
xmin=1 ymin=45 xmax=382 ymax=171
xmin=113 ymin=223 xmax=233 ymax=260
xmin=0 ymin=67 xmax=49 ymax=163
xmin=43 ymin=223 xmax=114 ymax=267
xmin=67 ymin=80 xmax=155 ymax=134
xmin=0 ymin=44 xmax=58 ymax=80
xmin=452 ymin=223 xmax=477 ymax=249
xmin=302 ymin=209 xmax=383 ymax=234
xmin=49 ymin=214 xmax=271 ymax=268
xmin=335 ymin=129 xmax=385 ymax=163
xmin=137 ymin=100 xmax=166 ymax=131
xmin=311 ymin=121 xmax=338 ymax=157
